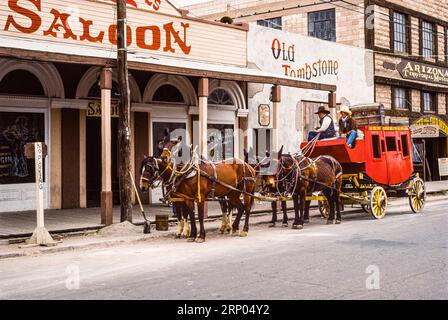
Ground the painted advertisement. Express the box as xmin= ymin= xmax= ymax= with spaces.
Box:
xmin=247 ymin=25 xmax=374 ymax=152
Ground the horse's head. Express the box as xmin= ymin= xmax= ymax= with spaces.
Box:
xmin=259 ymin=146 xmax=286 ymax=195
xmin=139 ymin=155 xmax=162 ymax=192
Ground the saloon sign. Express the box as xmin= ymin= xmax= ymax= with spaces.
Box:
xmin=0 ymin=0 xmax=247 ymax=66
xmin=397 ymin=60 xmax=448 ymax=86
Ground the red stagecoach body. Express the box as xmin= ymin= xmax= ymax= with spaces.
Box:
xmin=301 ymin=126 xmax=414 ymax=186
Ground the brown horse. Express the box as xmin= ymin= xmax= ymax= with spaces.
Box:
xmin=141 ymin=142 xmax=256 ymax=242
xmin=263 ymin=148 xmax=343 ymax=228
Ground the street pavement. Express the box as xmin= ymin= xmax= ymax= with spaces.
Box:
xmin=0 ymin=196 xmax=447 ymax=300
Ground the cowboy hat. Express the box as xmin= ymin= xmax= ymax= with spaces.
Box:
xmin=314 ymin=105 xmax=330 ymax=115
xmin=339 ymin=105 xmax=352 ymax=116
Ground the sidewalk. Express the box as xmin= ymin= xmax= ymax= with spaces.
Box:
xmin=0 ymin=181 xmax=447 ymax=239
xmin=0 ymin=200 xmax=276 ymax=239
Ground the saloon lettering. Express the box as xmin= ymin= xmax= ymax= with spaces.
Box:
xmin=3 ymin=0 xmax=191 ymax=55
xmin=271 ymin=38 xmax=339 ymax=80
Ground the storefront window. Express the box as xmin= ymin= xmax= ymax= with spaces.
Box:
xmin=208 ymin=124 xmax=234 ymax=161
xmin=0 ymin=112 xmax=45 ymax=184
xmin=393 ymin=87 xmax=409 ymax=109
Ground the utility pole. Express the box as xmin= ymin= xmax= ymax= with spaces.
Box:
xmin=117 ymin=0 xmax=133 ymax=222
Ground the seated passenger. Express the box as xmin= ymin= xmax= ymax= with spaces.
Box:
xmin=338 ymin=105 xmax=357 ymax=148
xmin=307 ymin=105 xmax=337 ymax=141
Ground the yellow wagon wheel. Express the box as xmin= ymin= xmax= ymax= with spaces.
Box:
xmin=408 ymin=177 xmax=426 ymax=213
xmin=369 ymin=186 xmax=388 ymax=219
xmin=318 ymin=199 xmax=330 ymax=219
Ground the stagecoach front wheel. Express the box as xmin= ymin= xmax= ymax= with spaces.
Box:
xmin=318 ymin=199 xmax=330 ymax=219
xmin=408 ymin=177 xmax=426 ymax=213
xmin=369 ymin=187 xmax=387 ymax=219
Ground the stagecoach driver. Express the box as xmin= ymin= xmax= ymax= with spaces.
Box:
xmin=338 ymin=105 xmax=357 ymax=149
xmin=307 ymin=105 xmax=337 ymax=141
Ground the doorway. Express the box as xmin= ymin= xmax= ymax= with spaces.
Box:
xmin=86 ymin=117 xmax=119 ymax=208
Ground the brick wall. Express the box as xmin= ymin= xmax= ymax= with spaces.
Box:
xmin=376 ymin=84 xmax=392 ymax=109
xmin=411 ymin=89 xmax=421 ymax=112
xmin=438 ymin=94 xmax=447 ymax=115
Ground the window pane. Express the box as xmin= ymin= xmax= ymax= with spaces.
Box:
xmin=372 ymin=135 xmax=381 ymax=158
xmin=401 ymin=134 xmax=409 ymax=157
xmin=422 ymin=21 xmax=433 ymax=57
xmin=386 ymin=137 xmax=397 ymax=151
xmin=393 ymin=12 xmax=407 ymax=52
xmin=423 ymin=92 xmax=435 ymax=112
xmin=394 ymin=87 xmax=409 ymax=109
xmin=257 ymin=17 xmax=282 ymax=30
xmin=308 ymin=9 xmax=336 ymax=42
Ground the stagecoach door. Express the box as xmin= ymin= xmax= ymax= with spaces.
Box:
xmin=384 ymin=131 xmax=402 ymax=185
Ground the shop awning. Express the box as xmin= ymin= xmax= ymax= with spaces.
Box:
xmin=0 ymin=36 xmax=336 ymax=92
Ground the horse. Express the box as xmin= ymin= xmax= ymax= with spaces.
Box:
xmin=263 ymin=147 xmax=343 ymax=228
xmin=139 ymin=155 xmax=191 ymax=239
xmin=255 ymin=151 xmax=290 ymax=228
xmin=141 ymin=141 xmax=256 ymax=242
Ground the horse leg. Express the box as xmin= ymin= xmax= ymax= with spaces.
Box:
xmin=225 ymin=204 xmax=233 ymax=234
xmin=173 ymin=203 xmax=183 ymax=239
xmin=269 ymin=201 xmax=278 ymax=228
xmin=335 ymin=189 xmax=342 ymax=224
xmin=292 ymin=194 xmax=301 ymax=228
xmin=230 ymin=195 xmax=244 ymax=236
xmin=181 ymin=203 xmax=190 ymax=238
xmin=281 ymin=201 xmax=288 ymax=227
xmin=219 ymin=200 xmax=227 ymax=234
xmin=240 ymin=194 xmax=253 ymax=237
xmin=304 ymin=200 xmax=311 ymax=223
xmin=324 ymin=189 xmax=335 ymax=224
xmin=186 ymin=200 xmax=197 ymax=242
xmin=196 ymin=201 xmax=206 ymax=243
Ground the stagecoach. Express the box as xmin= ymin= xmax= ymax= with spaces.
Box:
xmin=300 ymin=104 xmax=426 ymax=219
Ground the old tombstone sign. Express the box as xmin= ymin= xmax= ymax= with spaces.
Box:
xmin=258 ymin=104 xmax=271 ymax=126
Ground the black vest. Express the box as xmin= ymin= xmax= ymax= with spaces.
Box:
xmin=319 ymin=115 xmax=336 ymax=137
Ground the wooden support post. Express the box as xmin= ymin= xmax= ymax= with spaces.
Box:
xmin=272 ymin=85 xmax=281 ymax=152
xmin=117 ymin=0 xmax=133 ymax=222
xmin=199 ymin=78 xmax=209 ymax=159
xmin=101 ymin=67 xmax=113 ymax=226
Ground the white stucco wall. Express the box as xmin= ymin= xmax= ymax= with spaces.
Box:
xmin=247 ymin=25 xmax=374 ymax=153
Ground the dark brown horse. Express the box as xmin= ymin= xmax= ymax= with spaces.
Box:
xmin=141 ymin=142 xmax=256 ymax=242
xmin=263 ymin=148 xmax=343 ymax=228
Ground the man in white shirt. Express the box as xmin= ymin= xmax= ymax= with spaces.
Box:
xmin=307 ymin=105 xmax=337 ymax=141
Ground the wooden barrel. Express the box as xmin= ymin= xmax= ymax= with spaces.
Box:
xmin=155 ymin=214 xmax=169 ymax=231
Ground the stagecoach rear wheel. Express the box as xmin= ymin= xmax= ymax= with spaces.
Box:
xmin=318 ymin=199 xmax=330 ymax=219
xmin=369 ymin=186 xmax=388 ymax=219
xmin=408 ymin=177 xmax=426 ymax=213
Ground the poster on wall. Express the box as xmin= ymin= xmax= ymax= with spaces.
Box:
xmin=0 ymin=112 xmax=45 ymax=184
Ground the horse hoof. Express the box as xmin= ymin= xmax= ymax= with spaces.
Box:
xmin=282 ymin=223 xmax=289 ymax=228
xmin=239 ymin=231 xmax=248 ymax=237
xmin=232 ymin=230 xmax=239 ymax=237
xmin=292 ymin=224 xmax=303 ymax=230
xmin=224 ymin=228 xmax=232 ymax=235
xmin=304 ymin=219 xmax=310 ymax=224
xmin=195 ymin=237 xmax=205 ymax=243
xmin=326 ymin=220 xmax=334 ymax=225
xmin=187 ymin=237 xmax=196 ymax=242
xmin=175 ymin=234 xmax=181 ymax=239
xmin=335 ymin=220 xmax=341 ymax=225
